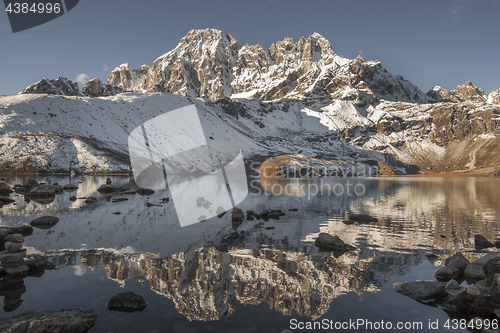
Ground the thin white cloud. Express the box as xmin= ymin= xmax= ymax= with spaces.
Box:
xmin=102 ymin=64 xmax=108 ymax=72
xmin=75 ymin=73 xmax=89 ymax=85
xmin=448 ymin=0 xmax=477 ymax=21
xmin=358 ymin=49 xmax=364 ymax=58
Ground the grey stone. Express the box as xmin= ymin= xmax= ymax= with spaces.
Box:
xmin=465 ymin=253 xmax=500 ymax=280
xmin=4 ymin=226 xmax=32 ymax=237
xmin=97 ymin=184 xmax=117 ymax=193
xmin=348 ymin=214 xmax=378 ymax=223
xmin=0 ymin=308 xmax=98 ymax=332
xmin=84 ymin=196 xmax=97 ymax=204
xmin=268 ymin=210 xmax=284 ymax=220
xmin=0 ymin=182 xmax=12 ymax=194
xmin=4 ymin=242 xmax=22 ymax=253
xmin=495 ymin=308 xmax=500 ymax=320
xmin=1 ymin=261 xmax=24 ymax=268
xmin=63 ymin=184 xmax=78 ymax=190
xmin=475 ymin=279 xmax=490 ymax=296
xmin=30 ymin=216 xmax=59 ymax=229
xmin=0 ymin=229 xmax=8 ymax=241
xmin=231 ymin=207 xmax=244 ymax=222
xmin=0 ymin=250 xmax=26 ymax=263
xmin=434 ymin=252 xmax=470 ymax=279
xmin=475 ymin=235 xmax=495 ymax=250
xmin=106 ymin=292 xmax=147 ymax=312
xmin=393 ymin=280 xmax=447 ymax=302
xmin=0 ymin=197 xmax=15 ymax=205
xmin=3 ymin=264 xmax=29 ymax=276
xmin=136 ymin=188 xmax=155 ymax=196
xmin=467 ymin=284 xmax=481 ymax=297
xmin=315 ymin=233 xmax=354 ymax=251
xmin=24 ymin=256 xmax=45 ymax=269
xmin=4 ymin=234 xmax=23 ymax=243
xmin=445 ymin=279 xmax=460 ymax=290
xmin=26 ymin=185 xmax=56 ymax=197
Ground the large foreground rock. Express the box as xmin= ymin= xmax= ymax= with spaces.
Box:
xmin=106 ymin=292 xmax=147 ymax=312
xmin=0 ymin=308 xmax=98 ymax=332
xmin=434 ymin=252 xmax=470 ymax=280
xmin=393 ymin=280 xmax=447 ymax=302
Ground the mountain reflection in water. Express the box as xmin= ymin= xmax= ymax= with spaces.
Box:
xmin=1 ymin=175 xmax=500 ymax=329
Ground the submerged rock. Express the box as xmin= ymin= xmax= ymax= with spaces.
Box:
xmin=106 ymin=292 xmax=147 ymax=312
xmin=84 ymin=197 xmax=97 ymax=204
xmin=30 ymin=216 xmax=59 ymax=229
xmin=231 ymin=207 xmax=244 ymax=223
xmin=348 ymin=214 xmax=378 ymax=223
xmin=63 ymin=184 xmax=78 ymax=190
xmin=25 ymin=185 xmax=56 ymax=197
xmin=136 ymin=188 xmax=154 ymax=196
xmin=0 ymin=308 xmax=98 ymax=332
xmin=434 ymin=252 xmax=470 ymax=280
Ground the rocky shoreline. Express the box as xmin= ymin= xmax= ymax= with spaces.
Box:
xmin=394 ymin=235 xmax=500 ymax=326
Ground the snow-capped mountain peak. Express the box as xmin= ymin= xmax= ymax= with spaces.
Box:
xmin=103 ymin=29 xmax=429 ymax=104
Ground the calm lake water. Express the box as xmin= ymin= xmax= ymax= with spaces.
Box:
xmin=1 ymin=175 xmax=500 ymax=332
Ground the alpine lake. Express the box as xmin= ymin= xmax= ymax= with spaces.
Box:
xmin=1 ymin=174 xmax=500 ymax=333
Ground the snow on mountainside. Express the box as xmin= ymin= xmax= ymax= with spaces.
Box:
xmin=5 ymin=29 xmax=500 ymax=175
xmin=104 ymin=29 xmax=429 ymax=104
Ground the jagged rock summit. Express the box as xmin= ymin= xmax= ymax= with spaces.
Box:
xmin=103 ymin=28 xmax=429 ymax=104
xmin=21 ymin=77 xmax=80 ymax=96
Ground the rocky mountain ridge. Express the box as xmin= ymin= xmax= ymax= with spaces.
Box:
xmin=5 ymin=29 xmax=500 ymax=175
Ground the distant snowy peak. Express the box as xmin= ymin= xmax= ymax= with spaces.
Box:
xmin=427 ymin=81 xmax=492 ymax=104
xmin=450 ymin=80 xmax=487 ymax=103
xmin=105 ymin=63 xmax=150 ymax=92
xmin=487 ymin=88 xmax=500 ymax=105
xmin=21 ymin=77 xmax=80 ymax=96
xmin=105 ymin=28 xmax=429 ymax=104
xmin=20 ymin=77 xmax=123 ymax=97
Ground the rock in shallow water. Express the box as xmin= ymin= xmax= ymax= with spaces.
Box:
xmin=84 ymin=197 xmax=97 ymax=204
xmin=97 ymin=184 xmax=117 ymax=193
xmin=465 ymin=253 xmax=500 ymax=280
xmin=0 ymin=308 xmax=98 ymax=333
xmin=475 ymin=235 xmax=495 ymax=250
xmin=314 ymin=233 xmax=355 ymax=251
xmin=106 ymin=292 xmax=147 ymax=312
xmin=393 ymin=280 xmax=447 ymax=302
xmin=136 ymin=188 xmax=154 ymax=196
xmin=30 ymin=216 xmax=59 ymax=229
xmin=434 ymin=252 xmax=469 ymax=280
xmin=348 ymin=214 xmax=378 ymax=223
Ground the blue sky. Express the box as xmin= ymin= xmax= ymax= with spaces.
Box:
xmin=1 ymin=0 xmax=499 ymax=95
